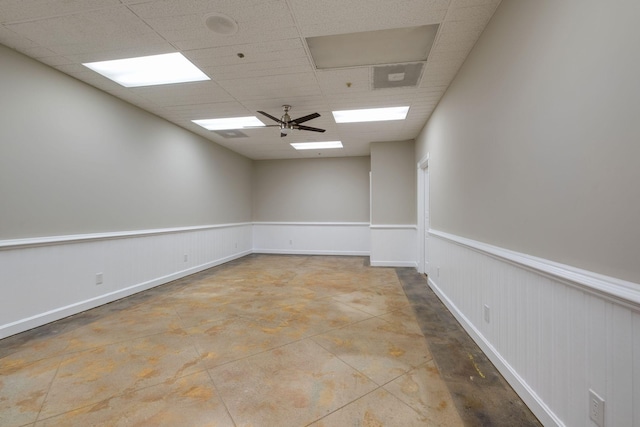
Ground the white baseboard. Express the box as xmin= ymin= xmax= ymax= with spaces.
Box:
xmin=427 ymin=230 xmax=640 ymax=427
xmin=1 ymin=250 xmax=251 ymax=338
xmin=427 ymin=276 xmax=562 ymax=427
xmin=0 ymin=224 xmax=253 ymax=339
xmin=370 ymin=261 xmax=417 ymax=267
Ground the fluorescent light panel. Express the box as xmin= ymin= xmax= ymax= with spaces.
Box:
xmin=192 ymin=116 xmax=265 ymax=130
xmin=332 ymin=106 xmax=409 ymax=123
xmin=291 ymin=141 xmax=343 ymax=150
xmin=83 ymin=53 xmax=210 ymax=87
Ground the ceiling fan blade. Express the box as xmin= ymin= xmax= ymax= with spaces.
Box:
xmin=257 ymin=111 xmax=283 ymax=124
xmin=295 ymin=124 xmax=326 ymax=133
xmin=291 ymin=112 xmax=320 ymax=124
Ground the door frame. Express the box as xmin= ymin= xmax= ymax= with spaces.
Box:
xmin=417 ymin=154 xmax=429 ymax=274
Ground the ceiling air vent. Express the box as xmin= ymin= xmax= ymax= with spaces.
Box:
xmin=214 ymin=130 xmax=248 ymax=138
xmin=372 ymin=63 xmax=424 ymax=89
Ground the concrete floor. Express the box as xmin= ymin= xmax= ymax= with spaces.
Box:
xmin=0 ymin=255 xmax=540 ymax=426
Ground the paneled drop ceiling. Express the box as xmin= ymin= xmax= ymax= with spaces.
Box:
xmin=0 ymin=0 xmax=501 ymax=159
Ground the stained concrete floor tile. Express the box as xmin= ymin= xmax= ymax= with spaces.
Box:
xmin=248 ymin=298 xmax=373 ymax=339
xmin=383 ymin=360 xmax=464 ymax=427
xmin=209 ymin=339 xmax=377 ymax=427
xmin=379 ymin=305 xmax=425 ymax=335
xmin=187 ymin=316 xmax=301 ymax=368
xmin=62 ymin=304 xmax=184 ymax=352
xmin=39 ymin=330 xmax=204 ymax=419
xmin=310 ymin=388 xmax=430 ymax=427
xmin=312 ymin=317 xmax=432 ymax=385
xmin=331 ymin=289 xmax=410 ymax=316
xmin=0 ymin=356 xmax=61 ymax=427
xmin=34 ymin=371 xmax=234 ymax=427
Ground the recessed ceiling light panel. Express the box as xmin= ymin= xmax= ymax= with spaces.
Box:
xmin=332 ymin=107 xmax=409 ymax=123
xmin=83 ymin=53 xmax=210 ymax=87
xmin=291 ymin=141 xmax=343 ymax=150
xmin=192 ymin=116 xmax=265 ymax=130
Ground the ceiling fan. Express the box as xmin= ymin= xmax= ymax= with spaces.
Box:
xmin=257 ymin=105 xmax=326 ymax=137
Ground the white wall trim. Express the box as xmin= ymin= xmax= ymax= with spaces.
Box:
xmin=371 ymin=260 xmax=418 ymax=268
xmin=369 ymin=226 xmax=416 ymax=267
xmin=253 ymin=221 xmax=370 ymax=227
xmin=0 ymin=222 xmax=253 ymax=250
xmin=427 ymin=275 xmax=563 ymax=427
xmin=252 ymin=222 xmax=370 ymax=257
xmin=429 ymin=229 xmax=640 ymax=310
xmin=369 ymin=224 xmax=417 ymax=230
xmin=253 ymin=249 xmax=369 ymax=256
xmin=0 ymin=223 xmax=254 ymax=339
xmin=1 ymin=250 xmax=251 ymax=338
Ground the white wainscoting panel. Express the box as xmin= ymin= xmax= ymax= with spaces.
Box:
xmin=0 ymin=223 xmax=253 ymax=339
xmin=370 ymin=225 xmax=417 ymax=267
xmin=427 ymin=230 xmax=640 ymax=427
xmin=252 ymin=222 xmax=370 ymax=256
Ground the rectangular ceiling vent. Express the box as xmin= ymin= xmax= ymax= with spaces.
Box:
xmin=372 ymin=63 xmax=424 ymax=90
xmin=214 ymin=130 xmax=249 ymax=138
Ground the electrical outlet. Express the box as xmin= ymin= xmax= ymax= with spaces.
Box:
xmin=437 ymin=267 xmax=440 ymax=277
xmin=483 ymin=304 xmax=490 ymax=323
xmin=183 ymin=254 xmax=188 ymax=262
xmin=589 ymin=389 xmax=605 ymax=427
xmin=235 ymin=242 xmax=238 ymax=248
xmin=289 ymin=240 xmax=293 ymax=245
xmin=96 ymin=273 xmax=103 ymax=285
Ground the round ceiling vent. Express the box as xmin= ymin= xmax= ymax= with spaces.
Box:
xmin=204 ymin=13 xmax=239 ymax=35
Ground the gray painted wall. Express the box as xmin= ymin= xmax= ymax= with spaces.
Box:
xmin=0 ymin=45 xmax=252 ymax=240
xmin=415 ymin=0 xmax=640 ymax=283
xmin=252 ymin=157 xmax=370 ymax=222
xmin=371 ymin=141 xmax=416 ymax=225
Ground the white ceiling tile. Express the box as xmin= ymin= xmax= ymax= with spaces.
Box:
xmin=131 ymin=81 xmax=235 ymax=106
xmin=0 ymin=24 xmax=39 ymax=50
xmin=451 ymin=0 xmax=501 ymax=8
xmin=173 ymin=25 xmax=300 ymax=50
xmin=447 ymin=4 xmax=500 ymax=22
xmin=204 ymin=58 xmax=312 ymax=81
xmin=0 ymin=0 xmax=121 ymax=24
xmin=59 ymin=43 xmax=177 ymax=63
xmin=6 ymin=7 xmax=165 ymax=52
xmin=289 ymin=0 xmax=447 ymax=37
xmin=184 ymin=39 xmax=306 ymax=67
xmin=126 ymin=0 xmax=279 ymax=20
xmin=36 ymin=55 xmax=75 ymax=67
xmin=166 ymin=102 xmax=251 ymax=120
xmin=316 ymin=68 xmax=371 ymax=94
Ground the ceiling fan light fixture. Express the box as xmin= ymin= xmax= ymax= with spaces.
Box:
xmin=332 ymin=106 xmax=410 ymax=123
xmin=291 ymin=141 xmax=343 ymax=150
xmin=192 ymin=116 xmax=265 ymax=130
